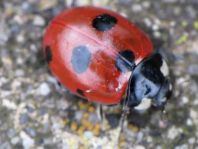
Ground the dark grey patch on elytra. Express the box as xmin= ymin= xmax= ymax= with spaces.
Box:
xmin=115 ymin=50 xmax=135 ymax=73
xmin=71 ymin=46 xmax=91 ymax=73
xmin=92 ymin=13 xmax=117 ymax=31
xmin=45 ymin=46 xmax=52 ymax=63
xmin=76 ymin=89 xmax=85 ymax=96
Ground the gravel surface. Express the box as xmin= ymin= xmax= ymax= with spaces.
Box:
xmin=0 ymin=0 xmax=198 ymax=149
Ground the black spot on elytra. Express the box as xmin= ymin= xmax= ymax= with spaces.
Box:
xmin=92 ymin=14 xmax=117 ymax=31
xmin=115 ymin=50 xmax=135 ymax=73
xmin=45 ymin=46 xmax=52 ymax=63
xmin=71 ymin=46 xmax=91 ymax=74
xmin=76 ymin=89 xmax=85 ymax=96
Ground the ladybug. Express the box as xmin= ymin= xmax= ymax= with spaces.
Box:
xmin=43 ymin=6 xmax=172 ymax=110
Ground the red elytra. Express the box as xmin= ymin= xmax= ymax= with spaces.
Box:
xmin=43 ymin=6 xmax=153 ymax=105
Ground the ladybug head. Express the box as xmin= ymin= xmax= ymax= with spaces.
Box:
xmin=127 ymin=53 xmax=172 ymax=111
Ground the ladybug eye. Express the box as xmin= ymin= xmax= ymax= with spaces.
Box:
xmin=92 ymin=14 xmax=117 ymax=31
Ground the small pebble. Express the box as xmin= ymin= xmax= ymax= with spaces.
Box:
xmin=159 ymin=120 xmax=168 ymax=128
xmin=164 ymin=0 xmax=177 ymax=3
xmin=89 ymin=113 xmax=100 ymax=124
xmin=76 ymin=0 xmax=91 ymax=6
xmin=193 ymin=98 xmax=198 ymax=105
xmin=11 ymin=79 xmax=21 ymax=90
xmin=119 ymin=0 xmax=131 ymax=5
xmin=0 ymin=32 xmax=9 ymax=45
xmin=2 ymin=99 xmax=17 ymax=110
xmin=174 ymin=144 xmax=188 ymax=149
xmin=16 ymin=33 xmax=25 ymax=43
xmin=181 ymin=96 xmax=189 ymax=105
xmin=25 ymin=127 xmax=36 ymax=137
xmin=1 ymin=142 xmax=11 ymax=149
xmin=188 ymin=137 xmax=195 ymax=144
xmin=186 ymin=118 xmax=193 ymax=126
xmin=39 ymin=0 xmax=58 ymax=10
xmin=152 ymin=24 xmax=159 ymax=31
xmin=0 ymin=77 xmax=7 ymax=87
xmin=71 ymin=122 xmax=78 ymax=131
xmin=26 ymin=105 xmax=34 ymax=113
xmin=77 ymin=126 xmax=85 ymax=136
xmin=16 ymin=57 xmax=24 ymax=65
xmin=142 ymin=1 xmax=150 ymax=8
xmin=147 ymin=136 xmax=152 ymax=143
xmin=74 ymin=111 xmax=83 ymax=123
xmin=66 ymin=0 xmax=74 ymax=7
xmin=155 ymin=146 xmax=162 ymax=149
xmin=11 ymin=137 xmax=20 ymax=145
xmin=186 ymin=6 xmax=196 ymax=18
xmin=15 ymin=69 xmax=25 ymax=77
xmin=37 ymin=82 xmax=51 ymax=96
xmin=144 ymin=18 xmax=152 ymax=27
xmin=20 ymin=113 xmax=29 ymax=125
xmin=188 ymin=64 xmax=198 ymax=76
xmin=190 ymin=109 xmax=197 ymax=120
xmin=136 ymin=132 xmax=144 ymax=143
xmin=96 ymin=146 xmax=102 ymax=149
xmin=134 ymin=145 xmax=146 ymax=149
xmin=167 ymin=126 xmax=183 ymax=140
xmin=92 ymin=125 xmax=101 ymax=136
xmin=20 ymin=131 xmax=35 ymax=149
xmin=13 ymin=14 xmax=25 ymax=25
xmin=2 ymin=57 xmax=13 ymax=66
xmin=132 ymin=4 xmax=142 ymax=12
xmin=154 ymin=31 xmax=161 ymax=38
xmin=21 ymin=2 xmax=31 ymax=12
xmin=7 ymin=128 xmax=16 ymax=138
xmin=42 ymin=123 xmax=50 ymax=133
xmin=84 ymin=131 xmax=93 ymax=139
xmin=56 ymin=99 xmax=69 ymax=110
xmin=33 ymin=15 xmax=45 ymax=26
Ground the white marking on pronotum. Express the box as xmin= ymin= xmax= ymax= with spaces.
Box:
xmin=160 ymin=60 xmax=169 ymax=77
xmin=169 ymin=84 xmax=173 ymax=90
xmin=134 ymin=98 xmax=152 ymax=111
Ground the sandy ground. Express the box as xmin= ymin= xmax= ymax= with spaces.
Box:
xmin=0 ymin=0 xmax=198 ymax=149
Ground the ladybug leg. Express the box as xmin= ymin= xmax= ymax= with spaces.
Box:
xmin=120 ymin=106 xmax=130 ymax=130
xmin=96 ymin=104 xmax=111 ymax=131
xmin=119 ymin=74 xmax=132 ymax=131
xmin=117 ymin=105 xmax=130 ymax=138
xmin=116 ymin=83 xmax=131 ymax=143
xmin=112 ymin=104 xmax=130 ymax=147
xmin=96 ymin=104 xmax=104 ymax=122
